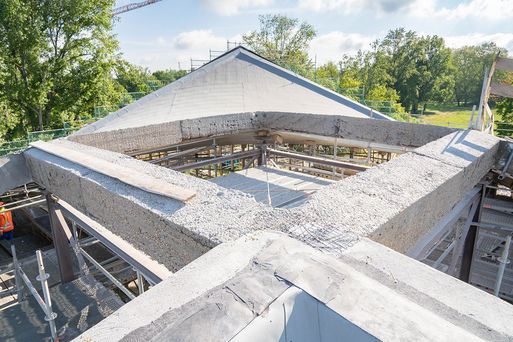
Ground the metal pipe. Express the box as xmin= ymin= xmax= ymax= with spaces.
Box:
xmin=268 ymin=148 xmax=369 ymax=172
xmin=19 ymin=266 xmax=58 ymax=340
xmin=80 ymin=248 xmax=135 ymax=300
xmin=432 ymin=239 xmax=457 ymax=270
xmin=171 ymin=149 xmax=259 ymax=172
xmin=35 ymin=250 xmax=58 ymax=341
xmin=128 ymin=138 xmax=213 ymax=157
xmin=11 ymin=245 xmax=22 ymax=303
xmin=494 ymin=235 xmax=511 ymax=296
xmin=79 ymin=239 xmax=101 ymax=248
xmin=2 ymin=198 xmax=46 ymax=211
xmin=137 ymin=270 xmax=145 ymax=295
xmin=468 ymin=105 xmax=477 ymax=129
xmin=0 ymin=266 xmax=14 ymax=276
xmin=0 ymin=195 xmax=44 ymax=209
xmin=498 ymin=147 xmax=513 ymax=180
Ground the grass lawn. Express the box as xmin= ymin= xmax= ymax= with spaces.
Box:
xmin=419 ymin=103 xmax=502 ymax=128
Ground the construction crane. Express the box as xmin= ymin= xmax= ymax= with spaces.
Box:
xmin=112 ymin=0 xmax=162 ymax=16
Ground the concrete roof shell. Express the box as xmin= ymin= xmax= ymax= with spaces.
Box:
xmin=77 ymin=47 xmax=392 ymax=135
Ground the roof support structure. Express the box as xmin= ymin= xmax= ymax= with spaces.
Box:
xmin=170 ymin=149 xmax=260 ymax=172
xmin=46 ymin=194 xmax=75 ymax=283
xmin=267 ymin=148 xmax=370 ymax=173
xmin=407 ymin=186 xmax=482 ymax=260
xmin=54 ymin=196 xmax=172 ymax=285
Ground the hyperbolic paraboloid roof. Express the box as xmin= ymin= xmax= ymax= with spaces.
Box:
xmin=77 ymin=46 xmax=392 ymax=135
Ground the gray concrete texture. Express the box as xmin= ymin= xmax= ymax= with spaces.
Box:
xmin=69 ymin=112 xmax=257 ymax=154
xmin=69 ymin=111 xmax=456 ymax=154
xmin=76 ymin=232 xmax=513 ymax=342
xmin=24 ymin=122 xmax=502 ymax=273
xmin=0 ymin=152 xmax=32 ymax=195
xmin=24 ymin=139 xmax=271 ymax=272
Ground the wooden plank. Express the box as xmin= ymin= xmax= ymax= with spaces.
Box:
xmin=496 ymin=57 xmax=513 ymax=72
xmin=30 ymin=141 xmax=196 ymax=202
xmin=490 ymin=82 xmax=513 ymax=98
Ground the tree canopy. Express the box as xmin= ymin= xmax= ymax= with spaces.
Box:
xmin=243 ymin=14 xmax=316 ymax=68
xmin=0 ymin=10 xmax=511 ymax=143
xmin=0 ymin=0 xmax=119 ymax=135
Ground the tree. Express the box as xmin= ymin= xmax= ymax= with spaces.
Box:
xmin=0 ymin=0 xmax=118 ymax=131
xmin=452 ymin=43 xmax=506 ymax=106
xmin=152 ymin=69 xmax=187 ymax=82
xmin=115 ymin=60 xmax=156 ymax=93
xmin=243 ymin=14 xmax=316 ymax=70
xmin=341 ymin=29 xmax=453 ymax=113
xmin=496 ymin=73 xmax=513 ymax=133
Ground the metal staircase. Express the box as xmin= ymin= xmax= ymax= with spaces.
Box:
xmin=469 ymin=192 xmax=513 ymax=300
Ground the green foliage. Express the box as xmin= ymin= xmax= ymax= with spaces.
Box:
xmin=152 ymin=69 xmax=187 ymax=82
xmin=115 ymin=60 xmax=156 ymax=93
xmin=366 ymin=85 xmax=405 ymax=113
xmin=497 ymin=78 xmax=513 ymax=123
xmin=338 ymin=28 xmax=503 ymax=114
xmin=243 ymin=14 xmax=316 ymax=68
xmin=0 ymin=0 xmax=119 ymax=134
xmin=452 ymin=43 xmax=506 ymax=106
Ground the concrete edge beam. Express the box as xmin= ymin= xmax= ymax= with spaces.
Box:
xmin=23 ymin=147 xmax=212 ymax=272
xmin=257 ymin=111 xmax=458 ymax=147
xmin=341 ymin=237 xmax=513 ymax=341
xmin=367 ymin=131 xmax=501 ymax=253
xmin=68 ymin=112 xmax=457 ymax=155
xmin=0 ymin=152 xmax=32 ymax=195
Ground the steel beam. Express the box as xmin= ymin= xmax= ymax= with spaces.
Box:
xmin=171 ymin=149 xmax=260 ymax=172
xmin=149 ymin=146 xmax=212 ymax=164
xmin=448 ymin=197 xmax=480 ymax=275
xmin=267 ymin=148 xmax=370 ymax=172
xmin=55 ymin=198 xmax=171 ymax=285
xmin=407 ymin=186 xmax=482 ymax=260
xmin=46 ymin=194 xmax=75 ymax=283
xmin=129 ymin=138 xmax=214 ymax=157
xmin=470 ymin=221 xmax=513 ymax=233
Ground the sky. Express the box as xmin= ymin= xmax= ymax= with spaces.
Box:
xmin=113 ymin=0 xmax=513 ymax=71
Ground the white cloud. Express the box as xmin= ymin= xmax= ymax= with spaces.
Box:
xmin=120 ymin=30 xmax=242 ymax=71
xmin=444 ymin=32 xmax=513 ymax=52
xmin=119 ymin=28 xmax=513 ymax=72
xmin=200 ymin=0 xmax=274 ymax=16
xmin=298 ymin=0 xmax=418 ymax=16
xmin=439 ymin=0 xmax=513 ymax=20
xmin=299 ymin=0 xmax=513 ymax=20
xmin=310 ymin=31 xmax=375 ymax=64
xmin=173 ymin=30 xmax=227 ymax=50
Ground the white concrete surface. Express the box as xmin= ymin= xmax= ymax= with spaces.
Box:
xmin=77 ymin=47 xmax=391 ymax=135
xmin=211 ymin=166 xmax=334 ymax=208
xmin=75 ymin=232 xmax=513 ymax=342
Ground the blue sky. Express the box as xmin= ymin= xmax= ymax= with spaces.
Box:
xmin=113 ymin=0 xmax=513 ymax=71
